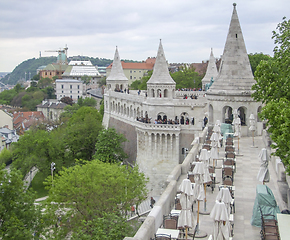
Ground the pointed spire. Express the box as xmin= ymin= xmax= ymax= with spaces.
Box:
xmin=147 ymin=39 xmax=175 ymax=85
xmin=201 ymin=48 xmax=218 ymax=89
xmin=106 ymin=46 xmax=128 ymax=82
xmin=208 ymin=3 xmax=255 ymax=93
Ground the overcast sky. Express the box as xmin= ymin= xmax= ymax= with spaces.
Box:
xmin=0 ymin=0 xmax=289 ymax=72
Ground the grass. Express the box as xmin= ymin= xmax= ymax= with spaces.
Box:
xmin=29 ymin=171 xmax=49 ymax=199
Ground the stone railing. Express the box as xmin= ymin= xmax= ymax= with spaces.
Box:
xmin=123 ymin=127 xmax=208 ymax=240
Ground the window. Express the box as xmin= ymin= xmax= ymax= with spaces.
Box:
xmin=130 ymin=76 xmax=132 ymax=79
xmin=130 ymin=70 xmax=132 ymax=73
xmin=70 ymin=85 xmax=72 ymax=89
xmin=70 ymin=91 xmax=72 ymax=93
xmin=78 ymin=85 xmax=80 ymax=89
xmin=139 ymin=70 xmax=141 ymax=73
xmin=134 ymin=70 xmax=136 ymax=72
xmin=62 ymin=91 xmax=63 ymax=93
xmin=61 ymin=85 xmax=64 ymax=89
xmin=78 ymin=91 xmax=79 ymax=93
xmin=70 ymin=95 xmax=72 ymax=98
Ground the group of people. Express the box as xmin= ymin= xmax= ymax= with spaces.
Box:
xmin=183 ymin=94 xmax=198 ymax=99
xmin=136 ymin=116 xmax=196 ymax=125
xmin=177 ymin=88 xmax=202 ymax=91
xmin=136 ymin=117 xmax=151 ymax=123
xmin=114 ymin=88 xmax=130 ymax=94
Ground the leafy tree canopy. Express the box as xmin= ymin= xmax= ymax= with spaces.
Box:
xmin=94 ymin=128 xmax=128 ymax=164
xmin=248 ymin=53 xmax=272 ymax=76
xmin=64 ymin=106 xmax=103 ymax=161
xmin=0 ymin=164 xmax=46 ymax=239
xmin=252 ymin=17 xmax=290 ymax=174
xmin=45 ymin=160 xmax=147 ymax=239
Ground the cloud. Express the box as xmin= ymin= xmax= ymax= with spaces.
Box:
xmin=0 ymin=0 xmax=289 ymax=71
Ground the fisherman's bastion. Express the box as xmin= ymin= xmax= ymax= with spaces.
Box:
xmin=103 ymin=3 xmax=263 ymax=196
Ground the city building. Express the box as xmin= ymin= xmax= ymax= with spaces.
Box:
xmin=55 ymin=79 xmax=84 ymax=102
xmin=37 ymin=99 xmax=67 ymax=122
xmin=106 ymin=57 xmax=156 ymax=85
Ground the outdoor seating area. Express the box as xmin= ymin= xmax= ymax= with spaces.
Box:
xmin=129 ymin=126 xmax=287 ymax=240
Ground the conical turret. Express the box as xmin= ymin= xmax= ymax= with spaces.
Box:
xmin=147 ymin=40 xmax=175 ymax=85
xmin=106 ymin=46 xmax=128 ymax=91
xmin=146 ymin=40 xmax=176 ymax=99
xmin=208 ymin=3 xmax=255 ymax=94
xmin=202 ymin=48 xmax=218 ymax=90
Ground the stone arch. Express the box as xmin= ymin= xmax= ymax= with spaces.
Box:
xmin=257 ymin=106 xmax=262 ymax=122
xmin=129 ymin=106 xmax=132 ymax=118
xmin=115 ymin=84 xmax=120 ymax=91
xmin=151 ymin=89 xmax=155 ymax=98
xmin=120 ymin=105 xmax=123 ymax=115
xmin=118 ymin=102 xmax=120 ymax=114
xmin=108 ymin=84 xmax=111 ymax=90
xmin=164 ymin=89 xmax=168 ymax=98
xmin=209 ymin=104 xmax=213 ymax=124
xmin=222 ymin=106 xmax=233 ymax=124
xmin=180 ymin=112 xmax=189 ymax=125
xmin=137 ymin=107 xmax=140 ymax=117
xmin=157 ymin=112 xmax=167 ymax=122
xmin=120 ymin=84 xmax=123 ymax=90
xmin=157 ymin=89 xmax=162 ymax=98
xmin=134 ymin=108 xmax=136 ymax=118
xmin=238 ymin=106 xmax=247 ymax=126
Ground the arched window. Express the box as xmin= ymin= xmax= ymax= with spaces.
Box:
xmin=164 ymin=89 xmax=168 ymax=98
xmin=238 ymin=107 xmax=246 ymax=126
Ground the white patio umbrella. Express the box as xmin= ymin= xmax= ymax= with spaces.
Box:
xmin=216 ymin=187 xmax=232 ymax=216
xmin=192 ymin=162 xmax=208 ymax=237
xmin=198 ymin=151 xmax=212 ymax=213
xmin=210 ymin=201 xmax=230 ymax=240
xmin=210 ymin=132 xmax=220 ymax=168
xmin=249 ymin=114 xmax=256 ymax=147
xmin=257 ymin=148 xmax=270 ymax=184
xmin=178 ymin=179 xmax=195 ymax=240
xmin=232 ymin=112 xmax=241 ymax=154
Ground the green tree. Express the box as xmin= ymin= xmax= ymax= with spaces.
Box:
xmin=252 ymin=17 xmax=290 ymax=173
xmin=0 ymin=164 xmax=46 ymax=239
xmin=130 ymin=70 xmax=153 ymax=90
xmin=248 ymin=53 xmax=272 ymax=76
xmin=64 ymin=107 xmax=103 ymax=161
xmin=37 ymin=77 xmax=53 ymax=89
xmin=94 ymin=128 xmax=128 ymax=164
xmin=171 ymin=65 xmax=202 ymax=89
xmin=0 ymin=89 xmax=17 ymax=105
xmin=12 ymin=128 xmax=67 ymax=176
xmin=45 ymin=160 xmax=147 ymax=239
xmin=60 ymin=96 xmax=74 ymax=105
xmin=77 ymin=97 xmax=97 ymax=107
xmin=0 ymin=148 xmax=13 ymax=165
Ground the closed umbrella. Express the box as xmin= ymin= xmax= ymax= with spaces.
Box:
xmin=210 ymin=201 xmax=230 ymax=240
xmin=178 ymin=179 xmax=194 ymax=240
xmin=216 ymin=187 xmax=232 ymax=215
xmin=210 ymin=132 xmax=219 ymax=168
xmin=257 ymin=148 xmax=270 ymax=184
xmin=192 ymin=162 xmax=208 ymax=237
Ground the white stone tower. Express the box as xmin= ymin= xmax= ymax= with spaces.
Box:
xmin=206 ymin=3 xmax=262 ymax=136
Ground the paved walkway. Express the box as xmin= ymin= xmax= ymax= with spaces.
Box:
xmin=177 ymin=135 xmax=286 ymax=239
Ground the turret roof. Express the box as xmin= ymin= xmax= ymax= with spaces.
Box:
xmin=202 ymin=48 xmax=218 ymax=84
xmin=208 ymin=3 xmax=255 ymax=94
xmin=106 ymin=47 xmax=128 ymax=82
xmin=147 ymin=40 xmax=175 ymax=85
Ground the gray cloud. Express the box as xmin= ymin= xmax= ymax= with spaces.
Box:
xmin=0 ymin=0 xmax=289 ymax=71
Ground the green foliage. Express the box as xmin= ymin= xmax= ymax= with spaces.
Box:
xmin=45 ymin=160 xmax=147 ymax=239
xmin=37 ymin=77 xmax=53 ymax=89
xmin=0 ymin=164 xmax=46 ymax=239
xmin=252 ymin=17 xmax=290 ymax=174
xmin=1 ymin=56 xmax=57 ymax=85
xmin=94 ymin=128 xmax=128 ymax=164
xmin=99 ymin=99 xmax=104 ymax=117
xmin=12 ymin=128 xmax=67 ymax=176
xmin=171 ymin=65 xmax=202 ymax=89
xmin=30 ymin=171 xmax=49 ymax=199
xmin=64 ymin=107 xmax=103 ymax=160
xmin=248 ymin=53 xmax=272 ymax=76
xmin=78 ymin=97 xmax=97 ymax=107
xmin=0 ymin=148 xmax=13 ymax=165
xmin=99 ymin=77 xmax=106 ymax=87
xmin=0 ymin=88 xmax=18 ymax=105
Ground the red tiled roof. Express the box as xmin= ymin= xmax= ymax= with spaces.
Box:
xmin=107 ymin=61 xmax=155 ymax=70
xmin=13 ymin=111 xmax=45 ymax=130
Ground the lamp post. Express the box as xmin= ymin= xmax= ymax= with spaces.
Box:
xmin=51 ymin=162 xmax=55 ymax=185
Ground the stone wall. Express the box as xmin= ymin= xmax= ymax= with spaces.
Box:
xmin=108 ymin=117 xmax=137 ymax=164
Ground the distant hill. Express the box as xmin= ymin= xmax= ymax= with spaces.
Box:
xmin=0 ymin=56 xmax=139 ymax=86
